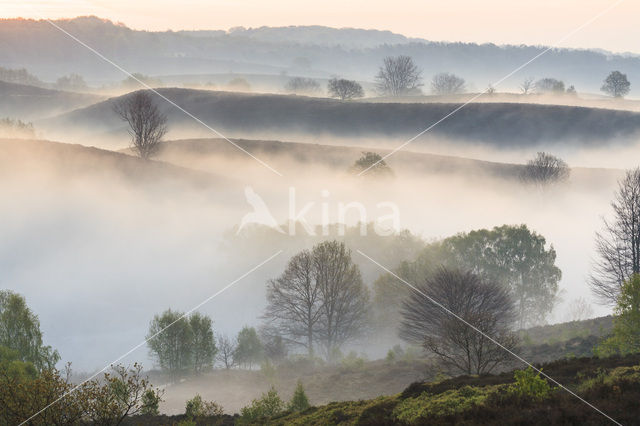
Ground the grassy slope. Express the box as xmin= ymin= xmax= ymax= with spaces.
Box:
xmin=43 ymin=89 xmax=640 ymax=147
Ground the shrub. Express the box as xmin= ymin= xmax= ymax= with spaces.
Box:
xmin=239 ymin=386 xmax=285 ymax=423
xmin=340 ymin=351 xmax=366 ymax=372
xmin=140 ymin=389 xmax=161 ymax=415
xmin=185 ymin=394 xmax=224 ymax=418
xmin=393 ymin=386 xmax=490 ymax=423
xmin=288 ymin=381 xmax=310 ymax=412
xmin=508 ymin=367 xmax=555 ymax=402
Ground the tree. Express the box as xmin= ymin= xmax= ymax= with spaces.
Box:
xmin=327 ymin=78 xmax=364 ymax=100
xmin=261 ymin=332 xmax=288 ymax=364
xmin=519 ymin=152 xmax=570 ymax=186
xmin=601 ymin=71 xmax=631 ymax=98
xmin=284 ymin=77 xmax=321 ymax=95
xmin=146 ymin=309 xmax=193 ymax=379
xmin=314 ymin=241 xmax=370 ymax=359
xmin=264 ymin=250 xmax=322 ymax=355
xmin=0 ymin=290 xmax=59 ymax=371
xmin=263 ymin=241 xmax=370 ymax=360
xmin=430 ymin=72 xmax=466 ymax=95
xmin=442 ymin=225 xmax=561 ymax=328
xmin=564 ymin=297 xmax=594 ymax=322
xmin=535 ymin=78 xmax=565 ymax=94
xmin=288 ymin=381 xmax=310 ymax=412
xmin=596 ymin=274 xmax=640 ymax=356
xmin=114 ymin=91 xmax=168 ymax=160
xmin=189 ymin=312 xmax=217 ymax=374
xmin=349 ymin=151 xmax=394 ymax=177
xmin=216 ymin=334 xmax=236 ymax=369
xmin=374 ymin=55 xmax=422 ymax=96
xmin=520 ymin=77 xmax=535 ymax=94
xmin=55 ymin=73 xmax=88 ymax=92
xmin=400 ymin=268 xmax=518 ymax=375
xmin=239 ymin=386 xmax=285 ymax=422
xmin=591 ymin=168 xmax=640 ymax=305
xmin=235 ymin=326 xmax=264 ymax=369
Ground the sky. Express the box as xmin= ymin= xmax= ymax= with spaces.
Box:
xmin=2 ymin=0 xmax=639 ymax=54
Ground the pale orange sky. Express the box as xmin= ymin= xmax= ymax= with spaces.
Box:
xmin=3 ymin=0 xmax=639 ymax=54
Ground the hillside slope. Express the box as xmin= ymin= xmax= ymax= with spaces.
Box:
xmin=0 ymin=81 xmax=103 ymax=121
xmin=42 ymin=89 xmax=640 ymax=148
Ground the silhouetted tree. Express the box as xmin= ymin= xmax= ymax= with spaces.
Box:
xmin=400 ymin=268 xmax=518 ymax=375
xmin=349 ymin=151 xmax=393 ymax=177
xmin=114 ymin=91 xmax=168 ymax=160
xmin=285 ymin=77 xmax=321 ymax=95
xmin=374 ymin=56 xmax=422 ymax=96
xmin=520 ymin=152 xmax=570 ymax=186
xmin=520 ymin=77 xmax=535 ymax=94
xmin=601 ymin=71 xmax=631 ymax=98
xmin=147 ymin=309 xmax=193 ymax=379
xmin=430 ymin=72 xmax=466 ymax=95
xmin=189 ymin=312 xmax=217 ymax=374
xmin=591 ymin=168 xmax=640 ymax=305
xmin=327 ymin=78 xmax=364 ymax=100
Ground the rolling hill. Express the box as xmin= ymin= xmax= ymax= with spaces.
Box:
xmin=0 ymin=81 xmax=103 ymax=121
xmin=42 ymin=89 xmax=640 ymax=148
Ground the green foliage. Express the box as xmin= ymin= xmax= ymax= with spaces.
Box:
xmin=147 ymin=310 xmax=217 ymax=378
xmin=349 ymin=151 xmax=394 ymax=177
xmin=288 ymin=381 xmax=311 ymax=412
xmin=596 ymin=274 xmax=640 ymax=356
xmin=185 ymin=394 xmax=224 ymax=418
xmin=0 ymin=290 xmax=60 ymax=370
xmin=507 ymin=367 xmax=554 ymax=402
xmin=140 ymin=388 xmax=161 ymax=415
xmin=239 ymin=386 xmax=285 ymax=423
xmin=235 ymin=326 xmax=264 ymax=369
xmin=340 ymin=351 xmax=366 ymax=372
xmin=393 ymin=386 xmax=490 ymax=424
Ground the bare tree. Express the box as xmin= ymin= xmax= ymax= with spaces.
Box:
xmin=327 ymin=78 xmax=364 ymax=101
xmin=601 ymin=71 xmax=631 ymax=98
xmin=314 ymin=241 xmax=370 ymax=360
xmin=374 ymin=56 xmax=422 ymax=96
xmin=564 ymin=297 xmax=594 ymax=322
xmin=216 ymin=334 xmax=236 ymax=369
xmin=520 ymin=77 xmax=535 ymax=94
xmin=285 ymin=77 xmax=321 ymax=95
xmin=114 ymin=91 xmax=168 ymax=160
xmin=519 ymin=152 xmax=570 ymax=185
xmin=535 ymin=78 xmax=565 ymax=94
xmin=263 ymin=241 xmax=369 ymax=360
xmin=263 ymin=250 xmax=322 ymax=355
xmin=430 ymin=72 xmax=466 ymax=95
xmin=591 ymin=168 xmax=640 ymax=305
xmin=400 ymin=268 xmax=518 ymax=375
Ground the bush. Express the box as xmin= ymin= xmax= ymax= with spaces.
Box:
xmin=288 ymin=381 xmax=310 ymax=412
xmin=239 ymin=386 xmax=285 ymax=423
xmin=393 ymin=386 xmax=490 ymax=423
xmin=508 ymin=367 xmax=555 ymax=402
xmin=185 ymin=394 xmax=224 ymax=418
xmin=140 ymin=389 xmax=161 ymax=415
xmin=340 ymin=351 xmax=366 ymax=372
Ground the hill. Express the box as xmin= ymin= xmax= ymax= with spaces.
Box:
xmin=3 ymin=17 xmax=640 ymax=95
xmin=0 ymin=81 xmax=103 ymax=121
xmin=42 ymin=89 xmax=640 ymax=148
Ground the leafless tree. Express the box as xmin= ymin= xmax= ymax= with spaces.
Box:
xmin=216 ymin=334 xmax=236 ymax=369
xmin=374 ymin=55 xmax=422 ymax=96
xmin=400 ymin=268 xmax=518 ymax=375
xmin=591 ymin=168 xmax=640 ymax=305
xmin=263 ymin=241 xmax=369 ymax=360
xmin=564 ymin=297 xmax=594 ymax=322
xmin=520 ymin=77 xmax=535 ymax=94
xmin=430 ymin=72 xmax=466 ymax=95
xmin=285 ymin=77 xmax=321 ymax=95
xmin=519 ymin=152 xmax=570 ymax=185
xmin=535 ymin=78 xmax=565 ymax=94
xmin=314 ymin=241 xmax=370 ymax=360
xmin=601 ymin=71 xmax=631 ymax=98
xmin=114 ymin=91 xmax=168 ymax=160
xmin=327 ymin=78 xmax=364 ymax=101
xmin=263 ymin=250 xmax=322 ymax=355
